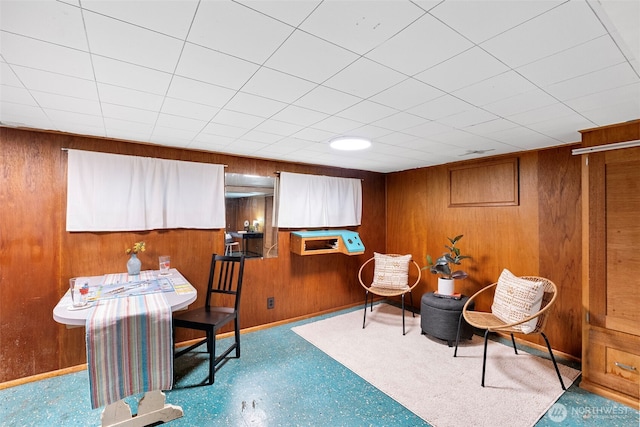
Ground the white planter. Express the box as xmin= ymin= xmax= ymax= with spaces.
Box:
xmin=437 ymin=278 xmax=455 ymax=295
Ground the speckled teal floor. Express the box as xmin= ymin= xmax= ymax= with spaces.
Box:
xmin=1 ymin=305 xmax=638 ymax=426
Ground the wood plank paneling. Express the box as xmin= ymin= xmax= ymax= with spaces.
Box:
xmin=449 ymin=158 xmax=519 ymax=207
xmin=0 ymin=127 xmax=385 ymax=382
xmin=386 ymin=150 xmax=583 ymax=357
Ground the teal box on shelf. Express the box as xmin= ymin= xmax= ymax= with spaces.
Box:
xmin=290 ymin=230 xmax=365 ymax=255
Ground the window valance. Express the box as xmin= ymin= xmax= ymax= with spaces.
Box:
xmin=276 ymin=172 xmax=362 ymax=228
xmin=66 ymin=150 xmax=225 ymax=231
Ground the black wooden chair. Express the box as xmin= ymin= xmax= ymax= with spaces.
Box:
xmin=173 ymin=254 xmax=245 ymax=385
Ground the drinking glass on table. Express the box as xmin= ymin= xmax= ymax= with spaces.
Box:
xmin=69 ymin=277 xmax=88 ymax=307
xmin=159 ymin=255 xmax=171 ymax=275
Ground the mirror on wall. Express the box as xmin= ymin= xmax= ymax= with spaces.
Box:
xmin=224 ymin=173 xmax=277 ymax=259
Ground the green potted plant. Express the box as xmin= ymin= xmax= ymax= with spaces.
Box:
xmin=423 ymin=235 xmax=470 ymax=295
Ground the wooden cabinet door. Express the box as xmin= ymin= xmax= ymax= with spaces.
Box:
xmin=587 ymin=148 xmax=640 ymax=335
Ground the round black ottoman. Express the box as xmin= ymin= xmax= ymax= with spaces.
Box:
xmin=421 ymin=292 xmax=475 ymax=346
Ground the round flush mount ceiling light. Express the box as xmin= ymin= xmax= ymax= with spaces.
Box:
xmin=329 ymin=136 xmax=371 ymax=151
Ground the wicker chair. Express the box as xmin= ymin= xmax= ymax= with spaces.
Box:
xmin=358 ymin=254 xmax=422 ymax=335
xmin=453 ymin=276 xmax=566 ymax=390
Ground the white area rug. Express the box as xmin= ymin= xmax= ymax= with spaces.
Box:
xmin=292 ymin=304 xmax=580 ymax=427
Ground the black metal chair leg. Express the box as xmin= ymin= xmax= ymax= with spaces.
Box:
xmin=362 ymin=291 xmax=369 ymax=329
xmin=541 ymin=332 xmax=566 ymax=390
xmin=481 ymin=329 xmax=490 ymax=387
xmin=511 ymin=333 xmax=518 ymax=354
xmin=453 ymin=312 xmax=464 ymax=357
xmin=409 ymin=291 xmax=415 ymax=318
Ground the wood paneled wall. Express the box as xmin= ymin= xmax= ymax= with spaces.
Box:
xmin=1 ymin=125 xmax=585 ymax=384
xmin=386 ymin=147 xmax=583 ymax=357
xmin=0 ymin=127 xmax=385 ymax=382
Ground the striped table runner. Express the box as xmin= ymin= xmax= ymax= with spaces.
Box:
xmin=86 ymin=293 xmax=173 ymax=409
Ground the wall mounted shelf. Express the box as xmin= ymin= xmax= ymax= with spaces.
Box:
xmin=290 ymin=230 xmax=365 ymax=256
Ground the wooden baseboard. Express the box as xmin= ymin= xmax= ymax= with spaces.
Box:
xmin=579 ymin=378 xmax=640 ymax=410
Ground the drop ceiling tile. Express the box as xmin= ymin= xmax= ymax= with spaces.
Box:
xmin=311 ymin=116 xmax=362 ymax=134
xmin=97 ymin=83 xmax=164 ymax=111
xmin=415 ymin=47 xmax=509 ymax=92
xmin=453 ymin=71 xmax=537 ymax=107
xmin=160 ymin=98 xmax=219 ymax=121
xmin=92 ymin=55 xmax=172 ymax=95
xmin=565 ymin=82 xmax=640 ymax=113
xmin=0 ymin=102 xmax=52 ymax=128
xmin=45 ymin=109 xmax=105 ymax=129
xmin=437 ymin=108 xmax=499 ymax=129
xmin=486 ymin=126 xmax=560 ymax=149
xmin=324 ymin=57 xmax=406 ymax=99
xmin=242 ymin=67 xmax=316 ymax=103
xmin=366 ymin=13 xmax=473 ymax=75
xmin=270 ymin=105 xmax=329 ymax=127
xmin=294 ymin=85 xmax=361 ymax=115
xmin=462 ymin=118 xmax=519 ymax=136
xmin=84 ymin=11 xmax=183 ymax=73
xmin=266 ymin=137 xmax=316 ymax=152
xmin=12 ymin=66 xmax=98 ymax=100
xmin=81 ymin=0 xmax=198 ymax=38
xmin=30 ymin=90 xmax=102 ymax=116
xmin=544 ymin=62 xmax=639 ymax=101
xmin=580 ymin=95 xmax=640 ymax=126
xmin=507 ymin=102 xmax=577 ymax=126
xmin=481 ymin=1 xmax=607 ymax=68
xmin=150 ymin=128 xmax=195 ymax=146
xmin=0 ymin=0 xmax=88 ymax=50
xmin=0 ymin=62 xmax=22 ymax=87
xmin=369 ymin=78 xmax=444 ymax=110
xmin=1 ymin=85 xmax=36 ymax=105
xmin=299 ymin=1 xmax=423 ymax=55
xmin=223 ymin=139 xmax=270 ymax=155
xmin=337 ymin=100 xmax=397 ymax=123
xmin=430 ymin=0 xmax=563 ymax=43
xmin=104 ymin=117 xmax=155 ymax=136
xmin=429 ymin=128 xmax=502 ymax=149
xmin=408 ymin=94 xmax=472 ymax=120
xmin=368 ymin=111 xmax=425 ymax=132
xmin=189 ymin=133 xmax=234 ymax=150
xmin=526 ymin=113 xmax=593 ymax=143
xmin=211 ymin=109 xmax=265 ymax=129
xmin=292 ymin=127 xmax=334 ymax=143
xmin=347 ymin=124 xmax=393 ymax=139
xmin=236 ymin=0 xmax=321 ymax=27
xmin=106 ymin=128 xmax=153 ymax=143
xmin=224 ymin=92 xmax=287 ymax=118
xmin=166 ymin=76 xmax=236 ymax=108
xmin=403 ymin=120 xmax=453 ymax=138
xmin=101 ymin=103 xmax=158 ymax=124
xmin=189 ymin=0 xmax=292 ymax=64
xmin=375 ymin=131 xmax=420 ymax=146
xmin=264 ymin=30 xmax=358 ymax=84
xmin=483 ymin=89 xmax=558 ymax=117
xmin=201 ymin=122 xmax=248 ymax=139
xmin=253 ymin=119 xmax=304 ymax=136
xmin=176 ymin=43 xmax=259 ymax=90
xmin=241 ymin=130 xmax=283 ymax=144
xmin=517 ymin=36 xmax=626 ymax=87
xmin=0 ymin=32 xmax=94 ymax=79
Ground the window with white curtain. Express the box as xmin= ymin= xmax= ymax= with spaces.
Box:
xmin=66 ymin=150 xmax=226 ymax=232
xmin=275 ymin=172 xmax=362 ymax=228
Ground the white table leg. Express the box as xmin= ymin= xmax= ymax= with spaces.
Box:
xmin=101 ymin=390 xmax=183 ymax=427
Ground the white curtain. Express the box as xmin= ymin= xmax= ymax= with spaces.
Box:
xmin=66 ymin=150 xmax=225 ymax=231
xmin=276 ymin=172 xmax=362 ymax=228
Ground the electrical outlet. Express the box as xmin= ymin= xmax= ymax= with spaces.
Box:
xmin=267 ymin=297 xmax=275 ymax=309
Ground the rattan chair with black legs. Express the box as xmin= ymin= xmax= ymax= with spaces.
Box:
xmin=358 ymin=253 xmax=421 ymax=335
xmin=173 ymin=254 xmax=245 ymax=385
xmin=454 ymin=271 xmax=565 ymax=390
